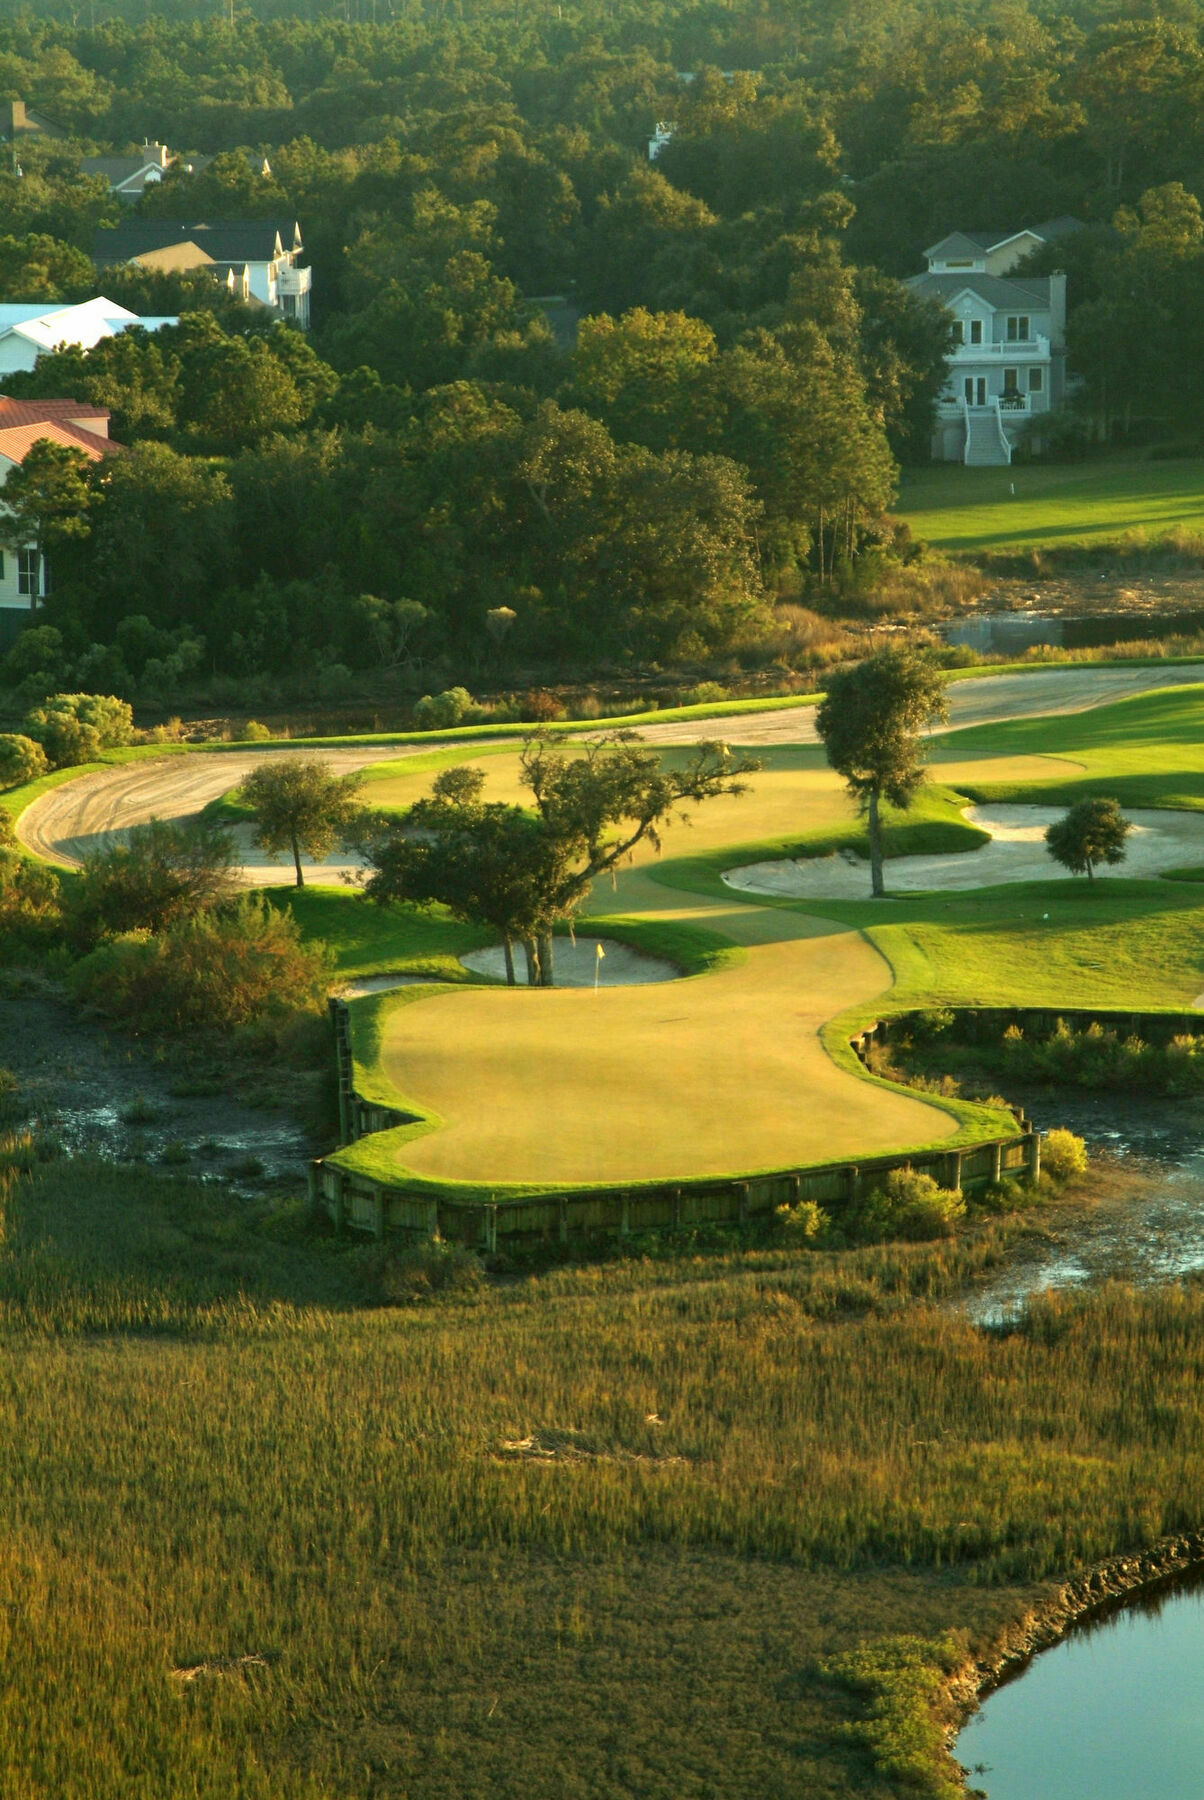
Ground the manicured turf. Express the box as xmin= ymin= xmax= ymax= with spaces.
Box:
xmin=332 ymin=686 xmax=1204 ymax=1190
xmin=896 ymin=456 xmax=1204 ymax=552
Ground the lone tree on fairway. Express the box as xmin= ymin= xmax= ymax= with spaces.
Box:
xmin=1045 ymin=797 xmax=1132 ymax=881
xmin=815 ymin=646 xmax=947 ymax=897
xmin=242 ymin=756 xmax=365 ymax=888
xmin=359 ymin=734 xmax=758 ymax=984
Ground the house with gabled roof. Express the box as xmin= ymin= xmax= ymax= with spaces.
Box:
xmin=0 ymin=400 xmax=121 ymax=643
xmin=93 ymin=219 xmax=311 ymax=327
xmin=906 ymin=217 xmax=1084 ymax=464
xmin=0 ymin=298 xmax=178 ymax=377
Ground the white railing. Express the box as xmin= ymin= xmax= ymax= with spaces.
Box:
xmin=949 ymin=334 xmax=1050 ymax=360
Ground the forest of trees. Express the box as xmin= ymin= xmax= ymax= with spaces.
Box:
xmin=2 ymin=0 xmax=1204 ymax=695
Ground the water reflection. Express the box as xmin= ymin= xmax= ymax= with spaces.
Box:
xmin=956 ymin=1566 xmax=1204 ymax=1799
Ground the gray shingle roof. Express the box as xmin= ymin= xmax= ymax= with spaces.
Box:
xmin=94 ymin=220 xmax=301 ymax=265
xmin=905 ymin=271 xmax=1054 ymax=308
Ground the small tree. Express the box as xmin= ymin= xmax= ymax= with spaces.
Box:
xmin=359 ymin=734 xmax=759 ymax=984
xmin=0 ymin=439 xmax=95 ymax=608
xmin=70 ymin=818 xmax=239 ymax=941
xmin=241 ymin=756 xmax=366 ymax=888
xmin=358 ymin=768 xmax=557 ymax=984
xmin=815 ymin=647 xmax=947 ymax=897
xmin=1045 ymin=797 xmax=1132 ymax=881
xmin=23 ymin=693 xmax=134 ymax=768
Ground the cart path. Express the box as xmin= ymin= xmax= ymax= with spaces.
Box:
xmin=17 ymin=664 xmax=1204 ymax=878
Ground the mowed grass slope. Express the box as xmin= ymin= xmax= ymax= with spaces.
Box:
xmin=896 ymin=455 xmax=1204 ymax=552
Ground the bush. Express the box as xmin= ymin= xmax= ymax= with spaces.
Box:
xmin=23 ymin=692 xmax=134 ymax=767
xmin=413 ymin=687 xmax=477 ymax=729
xmin=518 ymin=689 xmax=565 ymax=723
xmin=69 ymin=819 xmax=240 ymax=942
xmin=242 ymin=719 xmax=272 ymax=741
xmin=679 ymin=681 xmax=729 ymax=706
xmin=851 ymin=1169 xmax=965 ymax=1244
xmin=0 ymin=733 xmax=49 ymax=790
xmin=1041 ymin=1128 xmax=1088 ymax=1184
xmin=775 ymin=1199 xmax=831 ymax=1244
xmin=0 ymin=851 xmax=63 ymax=951
xmin=68 ymin=896 xmax=331 ymax=1031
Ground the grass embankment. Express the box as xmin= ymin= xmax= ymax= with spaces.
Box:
xmin=896 ymin=456 xmax=1204 ymax=554
xmin=4 ymin=1152 xmax=1204 ymax=1798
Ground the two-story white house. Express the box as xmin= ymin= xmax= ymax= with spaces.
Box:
xmin=94 ymin=220 xmax=312 ymax=328
xmin=905 ymin=217 xmax=1083 ymax=464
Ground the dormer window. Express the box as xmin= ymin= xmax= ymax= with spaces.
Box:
xmin=1006 ymin=316 xmax=1030 ymax=342
xmin=969 ymin=319 xmax=982 ymax=344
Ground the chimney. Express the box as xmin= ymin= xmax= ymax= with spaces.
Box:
xmin=1049 ymin=271 xmax=1067 ymax=349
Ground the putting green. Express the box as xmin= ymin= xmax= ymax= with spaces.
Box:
xmin=382 ymin=917 xmax=954 ymax=1186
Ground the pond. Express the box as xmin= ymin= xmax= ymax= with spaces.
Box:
xmin=955 ymin=1569 xmax=1204 ymax=1799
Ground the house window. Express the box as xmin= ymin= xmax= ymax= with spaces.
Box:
xmin=1006 ymin=315 xmax=1030 ymax=342
xmin=17 ymin=549 xmax=40 ymax=598
xmin=1003 ymin=368 xmax=1019 ymax=393
xmin=969 ymin=319 xmax=983 ymax=345
xmin=946 ymin=259 xmax=974 ymax=268
xmin=1029 ymin=367 xmax=1044 ymax=392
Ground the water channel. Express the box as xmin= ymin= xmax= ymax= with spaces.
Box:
xmin=956 ymin=1089 xmax=1204 ymax=1798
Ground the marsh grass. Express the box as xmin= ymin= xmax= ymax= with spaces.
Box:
xmin=4 ymin=1152 xmax=1204 ymax=1795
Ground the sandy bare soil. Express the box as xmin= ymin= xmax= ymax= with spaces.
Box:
xmin=724 ymin=804 xmax=1204 ymax=900
xmin=16 ymin=665 xmax=1204 ymax=876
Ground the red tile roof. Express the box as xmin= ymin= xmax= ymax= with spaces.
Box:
xmin=0 ymin=398 xmax=110 ymax=426
xmin=0 ymin=419 xmax=118 ymax=465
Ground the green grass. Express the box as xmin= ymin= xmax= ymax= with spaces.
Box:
xmin=896 ymin=456 xmax=1204 ymax=553
xmin=6 ymin=1152 xmax=1204 ymax=1797
xmin=269 ymin=884 xmax=490 ymax=979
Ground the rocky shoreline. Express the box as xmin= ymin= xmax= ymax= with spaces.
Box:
xmin=947 ymin=1530 xmax=1204 ymax=1793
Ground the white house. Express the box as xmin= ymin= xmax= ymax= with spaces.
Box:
xmin=905 ymin=217 xmax=1083 ymax=465
xmin=0 ymin=299 xmax=178 ymax=378
xmin=0 ymin=400 xmax=120 ymax=647
xmin=94 ymin=220 xmax=312 ymax=327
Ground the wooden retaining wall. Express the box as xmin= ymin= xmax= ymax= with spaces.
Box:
xmin=311 ymin=1000 xmax=1041 ymax=1246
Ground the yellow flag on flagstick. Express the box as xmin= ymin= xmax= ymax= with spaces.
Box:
xmin=595 ymin=943 xmax=605 ymax=959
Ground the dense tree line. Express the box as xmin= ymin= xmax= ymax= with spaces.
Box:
xmin=1 ymin=1 xmax=1204 ymax=691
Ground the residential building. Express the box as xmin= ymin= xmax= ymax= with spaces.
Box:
xmin=0 ymin=298 xmax=178 ymax=377
xmin=0 ymin=99 xmax=65 ymax=142
xmin=0 ymin=400 xmax=120 ymax=645
xmin=905 ymin=217 xmax=1083 ymax=465
xmin=93 ymin=219 xmax=312 ymax=326
xmin=81 ymin=141 xmax=174 ymax=201
xmin=81 ymin=142 xmax=273 ymax=201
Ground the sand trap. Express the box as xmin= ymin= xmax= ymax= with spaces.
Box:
xmin=724 ymin=805 xmax=1204 ymax=898
xmin=460 ymin=936 xmax=679 ymax=987
xmin=337 ymin=973 xmax=433 ymax=999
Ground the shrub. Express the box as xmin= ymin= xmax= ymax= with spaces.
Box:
xmin=679 ymin=681 xmax=729 ymax=706
xmin=242 ymin=719 xmax=272 ymax=741
xmin=821 ymin=1635 xmax=964 ymax=1799
xmin=23 ymin=692 xmax=134 ymax=767
xmin=909 ymin=1007 xmax=954 ymax=1043
xmin=775 ymin=1199 xmax=831 ymax=1244
xmin=852 ymin=1169 xmax=965 ymax=1244
xmin=1041 ymin=1128 xmax=1088 ymax=1184
xmin=0 ymin=733 xmax=49 ymax=790
xmin=518 ymin=689 xmax=565 ymax=723
xmin=68 ymin=896 xmax=331 ymax=1031
xmin=69 ymin=819 xmax=239 ymax=942
xmin=413 ymin=687 xmax=477 ymax=729
xmin=0 ymin=852 xmax=63 ymax=951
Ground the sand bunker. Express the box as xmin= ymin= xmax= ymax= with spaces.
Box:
xmin=724 ymin=805 xmax=1204 ymax=899
xmin=460 ymin=935 xmax=678 ymax=986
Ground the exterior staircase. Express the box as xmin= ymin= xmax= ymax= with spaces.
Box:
xmin=962 ymin=401 xmax=1012 ymax=466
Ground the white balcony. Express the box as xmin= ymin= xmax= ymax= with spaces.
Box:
xmin=949 ymin=333 xmax=1050 ymax=360
xmin=277 ymin=263 xmax=312 ymax=296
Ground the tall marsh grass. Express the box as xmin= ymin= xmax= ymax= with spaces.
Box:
xmin=4 ymin=1158 xmax=1204 ymax=1796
